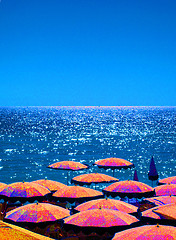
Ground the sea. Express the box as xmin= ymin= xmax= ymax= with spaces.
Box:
xmin=0 ymin=106 xmax=175 ymax=188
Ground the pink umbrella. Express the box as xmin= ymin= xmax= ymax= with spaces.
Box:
xmin=63 ymin=208 xmax=139 ymax=235
xmin=52 ymin=185 xmax=104 ymax=203
xmin=154 ymin=184 xmax=176 ymax=196
xmin=94 ymin=158 xmax=134 ymax=177
xmin=158 ymin=176 xmax=176 ymax=185
xmin=32 ymin=179 xmax=66 ymax=193
xmin=5 ymin=202 xmax=70 ymax=224
xmin=71 ymin=173 xmax=119 ymax=187
xmin=141 ymin=203 xmax=176 ymax=225
xmin=153 ymin=203 xmax=176 ymax=220
xmin=48 ymin=161 xmax=88 ymax=184
xmin=103 ymin=180 xmax=155 ymax=199
xmin=0 ymin=182 xmax=51 ymax=203
xmin=0 ymin=182 xmax=7 ymax=190
xmin=112 ymin=224 xmax=176 ymax=240
xmin=75 ymin=198 xmax=138 ymax=214
xmin=142 ymin=206 xmax=164 ymax=220
xmin=144 ymin=196 xmax=176 ymax=206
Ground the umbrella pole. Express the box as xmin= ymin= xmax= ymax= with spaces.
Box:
xmin=113 ymin=169 xmax=115 ymax=177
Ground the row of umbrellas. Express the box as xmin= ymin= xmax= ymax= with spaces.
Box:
xmin=1 ymin=178 xmax=176 ymax=205
xmin=48 ymin=157 xmax=135 ymax=184
xmin=1 ymin=156 xmax=175 ymax=239
xmin=0 ymin=180 xmax=155 ymax=203
xmin=3 ymin=195 xmax=176 ymax=239
xmin=1 ymin=176 xmax=176 ymax=239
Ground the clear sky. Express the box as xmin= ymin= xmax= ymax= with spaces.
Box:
xmin=0 ymin=0 xmax=176 ymax=106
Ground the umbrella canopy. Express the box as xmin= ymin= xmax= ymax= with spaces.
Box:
xmin=32 ymin=179 xmax=66 ymax=192
xmin=75 ymin=198 xmax=138 ymax=214
xmin=153 ymin=203 xmax=176 ymax=220
xmin=5 ymin=202 xmax=70 ymax=224
xmin=71 ymin=173 xmax=119 ymax=186
xmin=158 ymin=176 xmax=176 ymax=185
xmin=94 ymin=157 xmax=134 ymax=170
xmin=144 ymin=196 xmax=176 ymax=206
xmin=64 ymin=208 xmax=138 ymax=235
xmin=0 ymin=182 xmax=51 ymax=203
xmin=103 ymin=180 xmax=155 ymax=199
xmin=154 ymin=184 xmax=176 ymax=196
xmin=142 ymin=206 xmax=164 ymax=220
xmin=52 ymin=185 xmax=103 ymax=203
xmin=148 ymin=156 xmax=159 ymax=181
xmin=112 ymin=224 xmax=176 ymax=240
xmin=0 ymin=220 xmax=52 ymax=240
xmin=48 ymin=161 xmax=88 ymax=171
xmin=0 ymin=182 xmax=7 ymax=190
xmin=48 ymin=161 xmax=89 ymax=184
xmin=141 ymin=204 xmax=176 ymax=226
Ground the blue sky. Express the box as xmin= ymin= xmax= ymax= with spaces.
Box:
xmin=0 ymin=0 xmax=176 ymax=106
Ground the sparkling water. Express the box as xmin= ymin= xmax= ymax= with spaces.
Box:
xmin=0 ymin=106 xmax=175 ymax=188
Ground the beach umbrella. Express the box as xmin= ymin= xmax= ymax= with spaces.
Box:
xmin=75 ymin=198 xmax=138 ymax=214
xmin=52 ymin=185 xmax=104 ymax=204
xmin=154 ymin=184 xmax=176 ymax=196
xmin=148 ymin=156 xmax=159 ymax=187
xmin=142 ymin=206 xmax=165 ymax=221
xmin=48 ymin=161 xmax=88 ymax=184
xmin=158 ymin=176 xmax=176 ymax=185
xmin=153 ymin=203 xmax=176 ymax=220
xmin=133 ymin=170 xmax=139 ymax=181
xmin=0 ymin=220 xmax=52 ymax=240
xmin=103 ymin=180 xmax=155 ymax=199
xmin=141 ymin=204 xmax=176 ymax=226
xmin=5 ymin=202 xmax=70 ymax=224
xmin=32 ymin=179 xmax=66 ymax=193
xmin=63 ymin=208 xmax=139 ymax=235
xmin=71 ymin=173 xmax=119 ymax=188
xmin=0 ymin=182 xmax=7 ymax=190
xmin=0 ymin=182 xmax=51 ymax=203
xmin=112 ymin=224 xmax=176 ymax=240
xmin=144 ymin=196 xmax=176 ymax=206
xmin=94 ymin=158 xmax=134 ymax=177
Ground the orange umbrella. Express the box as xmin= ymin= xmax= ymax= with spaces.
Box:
xmin=63 ymin=208 xmax=139 ymax=235
xmin=0 ymin=182 xmax=7 ymax=190
xmin=48 ymin=161 xmax=88 ymax=171
xmin=5 ymin=202 xmax=70 ymax=224
xmin=112 ymin=224 xmax=176 ymax=240
xmin=144 ymin=196 xmax=176 ymax=206
xmin=103 ymin=180 xmax=155 ymax=199
xmin=71 ymin=173 xmax=119 ymax=186
xmin=141 ymin=204 xmax=176 ymax=226
xmin=0 ymin=182 xmax=51 ymax=203
xmin=32 ymin=179 xmax=66 ymax=192
xmin=48 ymin=161 xmax=88 ymax=184
xmin=75 ymin=198 xmax=137 ymax=214
xmin=94 ymin=158 xmax=134 ymax=176
xmin=0 ymin=220 xmax=52 ymax=240
xmin=142 ymin=206 xmax=164 ymax=220
xmin=52 ymin=185 xmax=103 ymax=203
xmin=153 ymin=203 xmax=176 ymax=220
xmin=154 ymin=184 xmax=176 ymax=196
xmin=158 ymin=176 xmax=176 ymax=185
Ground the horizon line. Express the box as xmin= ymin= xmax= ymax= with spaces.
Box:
xmin=0 ymin=105 xmax=175 ymax=108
